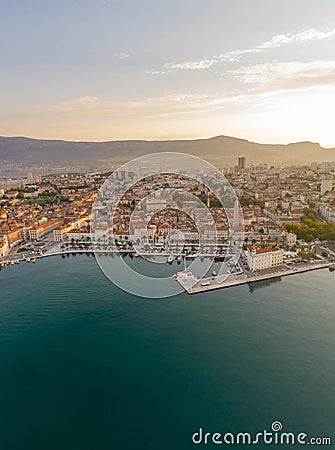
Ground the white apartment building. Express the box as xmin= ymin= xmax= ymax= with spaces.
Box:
xmin=53 ymin=217 xmax=91 ymax=242
xmin=285 ymin=232 xmax=297 ymax=247
xmin=321 ymin=180 xmax=333 ymax=195
xmin=53 ymin=224 xmax=74 ymax=242
xmin=246 ymin=246 xmax=284 ymax=271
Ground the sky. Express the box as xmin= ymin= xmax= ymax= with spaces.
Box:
xmin=1 ymin=0 xmax=335 ymax=146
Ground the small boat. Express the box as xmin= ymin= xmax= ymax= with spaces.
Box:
xmin=214 ymin=255 xmax=225 ymax=262
xmin=32 ymin=258 xmax=37 ymax=263
xmin=212 ymin=270 xmax=217 ymax=276
xmin=174 ymin=271 xmax=186 ymax=278
xmin=176 ymin=254 xmax=182 ymax=264
xmin=329 ymin=263 xmax=335 ymax=271
xmin=185 ymin=254 xmax=196 ymax=260
xmin=167 ymin=254 xmax=174 ymax=263
xmin=26 ymin=258 xmax=31 ymax=262
xmin=201 ymin=281 xmax=210 ymax=286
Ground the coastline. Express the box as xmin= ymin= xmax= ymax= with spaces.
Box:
xmin=1 ymin=250 xmax=333 ymax=296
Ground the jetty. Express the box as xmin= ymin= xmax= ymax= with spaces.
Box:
xmin=176 ymin=261 xmax=332 ymax=295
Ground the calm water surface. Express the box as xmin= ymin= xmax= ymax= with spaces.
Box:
xmin=0 ymin=255 xmax=334 ymax=449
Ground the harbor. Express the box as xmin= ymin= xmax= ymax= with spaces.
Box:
xmin=1 ymin=246 xmax=335 ymax=298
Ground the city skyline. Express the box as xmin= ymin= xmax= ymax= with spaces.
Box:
xmin=1 ymin=0 xmax=335 ymax=146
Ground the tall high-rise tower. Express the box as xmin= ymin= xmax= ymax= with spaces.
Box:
xmin=238 ymin=156 xmax=246 ymax=171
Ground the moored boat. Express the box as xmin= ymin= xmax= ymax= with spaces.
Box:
xmin=185 ymin=254 xmax=196 ymax=260
xmin=174 ymin=271 xmax=186 ymax=278
xmin=167 ymin=254 xmax=174 ymax=263
xmin=214 ymin=255 xmax=225 ymax=262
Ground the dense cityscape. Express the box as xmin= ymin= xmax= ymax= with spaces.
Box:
xmin=1 ymin=155 xmax=335 ymax=290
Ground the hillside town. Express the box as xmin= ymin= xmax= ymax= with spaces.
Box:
xmin=1 ymin=156 xmax=335 ymax=279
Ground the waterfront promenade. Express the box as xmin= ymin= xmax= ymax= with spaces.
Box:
xmin=1 ymin=247 xmax=333 ymax=296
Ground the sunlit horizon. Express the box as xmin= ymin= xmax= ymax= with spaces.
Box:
xmin=1 ymin=0 xmax=334 ymax=148
xmin=1 ymin=130 xmax=334 ymax=149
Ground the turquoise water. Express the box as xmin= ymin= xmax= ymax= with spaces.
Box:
xmin=0 ymin=255 xmax=334 ymax=449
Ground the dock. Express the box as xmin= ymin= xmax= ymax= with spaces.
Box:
xmin=176 ymin=261 xmax=332 ymax=295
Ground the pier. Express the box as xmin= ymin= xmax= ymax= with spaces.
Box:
xmin=176 ymin=261 xmax=332 ymax=295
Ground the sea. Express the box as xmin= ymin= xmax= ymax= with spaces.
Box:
xmin=0 ymin=254 xmax=334 ymax=449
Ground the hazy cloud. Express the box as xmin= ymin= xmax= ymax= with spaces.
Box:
xmin=163 ymin=59 xmax=218 ymax=71
xmin=46 ymin=94 xmax=222 ymax=118
xmin=115 ymin=53 xmax=130 ymax=59
xmin=257 ymin=28 xmax=335 ymax=50
xmin=229 ymin=60 xmax=335 ymax=90
xmin=153 ymin=28 xmax=335 ymax=72
xmin=30 ymin=57 xmax=335 ymax=122
xmin=50 ymin=96 xmax=100 ymax=112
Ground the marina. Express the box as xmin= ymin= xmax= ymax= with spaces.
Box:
xmin=2 ymin=249 xmax=333 ymax=299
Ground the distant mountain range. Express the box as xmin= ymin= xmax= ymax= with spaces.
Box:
xmin=0 ymin=135 xmax=334 ymax=169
